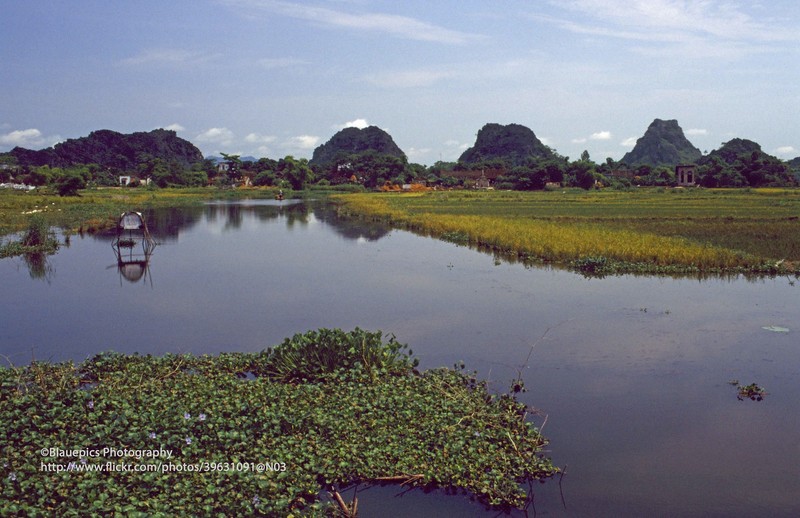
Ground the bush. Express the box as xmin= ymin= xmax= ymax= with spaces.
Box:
xmin=260 ymin=328 xmax=418 ymax=382
xmin=55 ymin=174 xmax=86 ymax=196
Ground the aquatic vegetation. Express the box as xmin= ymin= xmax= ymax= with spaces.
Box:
xmin=0 ymin=329 xmax=557 ymax=515
xmin=334 ymin=189 xmax=800 ymax=275
xmin=735 ymin=382 xmax=767 ymax=401
xmin=0 ymin=215 xmax=59 ymax=258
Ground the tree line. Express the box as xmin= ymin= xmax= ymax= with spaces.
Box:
xmin=2 ymin=147 xmax=797 ymax=195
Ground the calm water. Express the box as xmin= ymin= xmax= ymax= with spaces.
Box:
xmin=2 ymin=200 xmax=798 ymax=517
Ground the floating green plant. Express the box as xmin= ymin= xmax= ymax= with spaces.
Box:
xmin=0 ymin=328 xmax=558 ymax=515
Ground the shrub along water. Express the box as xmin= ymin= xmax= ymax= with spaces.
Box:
xmin=0 ymin=328 xmax=557 ymax=515
xmin=0 ymin=215 xmax=59 ymax=258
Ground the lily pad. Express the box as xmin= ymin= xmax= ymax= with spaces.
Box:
xmin=762 ymin=326 xmax=790 ymax=333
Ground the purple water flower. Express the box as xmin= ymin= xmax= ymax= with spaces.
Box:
xmin=149 ymin=432 xmax=157 ymax=439
xmin=185 ymin=437 xmax=192 ymax=445
xmin=184 ymin=412 xmax=191 ymax=419
xmin=198 ymin=413 xmax=206 ymax=421
xmin=8 ymin=472 xmax=16 ymax=481
xmin=87 ymin=400 xmax=94 ymax=409
xmin=252 ymin=495 xmax=260 ymax=506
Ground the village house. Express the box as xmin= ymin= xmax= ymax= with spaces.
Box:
xmin=675 ymin=164 xmax=697 ymax=186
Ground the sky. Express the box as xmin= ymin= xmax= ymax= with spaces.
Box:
xmin=2 ymin=0 xmax=799 ymax=165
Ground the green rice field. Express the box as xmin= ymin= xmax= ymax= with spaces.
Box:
xmin=334 ymin=188 xmax=800 ymax=275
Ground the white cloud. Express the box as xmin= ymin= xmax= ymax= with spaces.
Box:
xmin=686 ymin=128 xmax=708 ymax=136
xmin=364 ymin=68 xmax=454 ymax=88
xmin=121 ymin=49 xmax=221 ymax=67
xmin=406 ymin=147 xmax=432 ymax=160
xmin=163 ymin=123 xmax=185 ymax=132
xmin=245 ymin=132 xmax=277 ymax=144
xmin=285 ymin=135 xmax=320 ymax=149
xmin=536 ymin=1 xmax=800 ymax=59
xmin=571 ymin=137 xmax=587 ymax=144
xmin=620 ymin=137 xmax=638 ymax=147
xmin=590 ymin=131 xmax=612 ymax=140
xmin=223 ymin=0 xmax=482 ymax=45
xmin=444 ymin=139 xmax=470 ymax=151
xmin=258 ymin=57 xmax=311 ymax=69
xmin=0 ymin=128 xmax=61 ymax=150
xmin=775 ymin=146 xmax=796 ymax=156
xmin=336 ymin=119 xmax=370 ymax=130
xmin=196 ymin=127 xmax=236 ymax=147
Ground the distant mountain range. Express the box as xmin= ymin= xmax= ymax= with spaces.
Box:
xmin=205 ymin=155 xmax=259 ymax=164
xmin=2 ymin=123 xmax=796 ymax=173
xmin=3 ymin=129 xmax=203 ymax=172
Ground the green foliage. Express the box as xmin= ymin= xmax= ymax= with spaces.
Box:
xmin=260 ymin=328 xmax=418 ymax=382
xmin=459 ymin=123 xmax=555 ymax=166
xmin=733 ymin=382 xmax=767 ymax=401
xmin=5 ymin=129 xmax=203 ymax=173
xmin=318 ymin=151 xmax=407 ymax=188
xmin=621 ymin=118 xmax=702 ymax=167
xmin=0 ymin=329 xmax=557 ymax=515
xmin=0 ymin=215 xmax=59 ymax=258
xmin=55 ymin=173 xmax=86 ymax=196
xmin=310 ymin=126 xmax=406 ymax=167
xmin=253 ymin=170 xmax=275 ymax=186
xmin=335 ymin=189 xmax=800 ymax=275
xmin=697 ymin=139 xmax=796 ymax=187
xmin=278 ymin=156 xmax=314 ymax=190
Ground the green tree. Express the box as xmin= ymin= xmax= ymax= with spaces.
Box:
xmin=27 ymin=166 xmax=53 ymax=186
xmin=55 ymin=173 xmax=86 ymax=196
xmin=569 ymin=160 xmax=597 ymax=189
xmin=278 ymin=156 xmax=314 ymax=190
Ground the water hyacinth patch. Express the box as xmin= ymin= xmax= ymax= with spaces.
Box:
xmin=0 ymin=328 xmax=558 ymax=515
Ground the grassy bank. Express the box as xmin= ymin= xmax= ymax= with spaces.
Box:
xmin=0 ymin=329 xmax=556 ymax=515
xmin=333 ymin=189 xmax=800 ymax=275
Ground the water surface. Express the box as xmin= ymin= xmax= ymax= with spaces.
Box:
xmin=1 ymin=200 xmax=797 ymax=516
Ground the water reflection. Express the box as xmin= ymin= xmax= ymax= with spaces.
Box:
xmin=97 ymin=200 xmax=395 ymax=245
xmin=21 ymin=251 xmax=54 ymax=282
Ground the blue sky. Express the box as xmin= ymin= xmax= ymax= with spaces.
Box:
xmin=2 ymin=0 xmax=799 ymax=164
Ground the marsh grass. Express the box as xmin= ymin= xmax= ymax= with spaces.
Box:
xmin=0 ymin=215 xmax=59 ymax=259
xmin=335 ymin=189 xmax=800 ymax=274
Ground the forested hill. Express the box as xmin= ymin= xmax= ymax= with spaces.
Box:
xmin=621 ymin=119 xmax=702 ymax=167
xmin=699 ymin=138 xmax=764 ymax=165
xmin=458 ymin=123 xmax=555 ymax=166
xmin=4 ymin=129 xmax=203 ymax=172
xmin=310 ymin=126 xmax=406 ymax=166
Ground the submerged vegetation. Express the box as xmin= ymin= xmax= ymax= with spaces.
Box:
xmin=0 ymin=328 xmax=557 ymax=515
xmin=334 ymin=189 xmax=800 ymax=276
